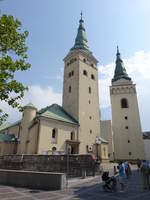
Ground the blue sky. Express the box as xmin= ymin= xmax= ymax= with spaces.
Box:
xmin=0 ymin=0 xmax=150 ymax=131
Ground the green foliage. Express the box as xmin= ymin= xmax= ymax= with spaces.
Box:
xmin=0 ymin=14 xmax=30 ymax=125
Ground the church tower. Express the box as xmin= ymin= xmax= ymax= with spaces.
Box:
xmin=110 ymin=47 xmax=145 ymax=160
xmin=62 ymin=14 xmax=101 ymax=154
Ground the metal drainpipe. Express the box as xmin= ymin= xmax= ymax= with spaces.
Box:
xmin=77 ymin=124 xmax=80 ymax=154
xmin=36 ymin=118 xmax=40 ymax=154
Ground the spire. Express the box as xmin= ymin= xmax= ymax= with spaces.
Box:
xmin=71 ymin=13 xmax=90 ymax=52
xmin=117 ymin=45 xmax=119 ymax=54
xmin=112 ymin=46 xmax=131 ymax=82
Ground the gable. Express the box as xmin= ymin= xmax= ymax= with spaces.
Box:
xmin=37 ymin=104 xmax=78 ymax=125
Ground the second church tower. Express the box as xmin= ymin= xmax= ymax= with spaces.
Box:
xmin=110 ymin=47 xmax=145 ymax=160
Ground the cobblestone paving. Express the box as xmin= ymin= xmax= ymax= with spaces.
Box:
xmin=0 ymin=169 xmax=150 ymax=200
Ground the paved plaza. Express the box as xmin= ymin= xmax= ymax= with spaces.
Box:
xmin=0 ymin=168 xmax=150 ymax=200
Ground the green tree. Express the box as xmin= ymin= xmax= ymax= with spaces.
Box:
xmin=0 ymin=14 xmax=30 ymax=125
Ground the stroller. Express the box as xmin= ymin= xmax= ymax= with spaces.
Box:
xmin=101 ymin=171 xmax=117 ymax=192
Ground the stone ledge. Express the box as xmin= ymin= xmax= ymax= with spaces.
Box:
xmin=0 ymin=169 xmax=66 ymax=190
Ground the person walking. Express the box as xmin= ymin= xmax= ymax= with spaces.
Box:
xmin=136 ymin=159 xmax=141 ymax=172
xmin=118 ymin=161 xmax=127 ymax=192
xmin=113 ymin=165 xmax=117 ymax=176
xmin=140 ymin=160 xmax=150 ymax=190
xmin=124 ymin=161 xmax=132 ymax=179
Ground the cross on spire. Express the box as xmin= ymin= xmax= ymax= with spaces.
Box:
xmin=80 ymin=11 xmax=83 ymax=20
xmin=117 ymin=45 xmax=120 ymax=54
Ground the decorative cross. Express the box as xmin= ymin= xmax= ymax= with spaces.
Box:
xmin=80 ymin=11 xmax=83 ymax=20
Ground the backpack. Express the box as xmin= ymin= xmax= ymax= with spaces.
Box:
xmin=141 ymin=163 xmax=149 ymax=175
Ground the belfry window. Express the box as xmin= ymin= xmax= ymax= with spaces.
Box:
xmin=91 ymin=64 xmax=94 ymax=67
xmin=68 ymin=72 xmax=71 ymax=77
xmin=83 ymin=70 xmax=88 ymax=76
xmin=121 ymin=98 xmax=128 ymax=108
xmin=68 ymin=71 xmax=74 ymax=78
xmin=69 ymin=86 xmax=71 ymax=93
xmin=91 ymin=74 xmax=95 ymax=80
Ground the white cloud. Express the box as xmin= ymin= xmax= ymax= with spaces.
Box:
xmin=0 ymin=85 xmax=62 ymax=123
xmin=23 ymin=85 xmax=62 ymax=108
xmin=44 ymin=67 xmax=64 ymax=82
xmin=99 ymin=50 xmax=150 ymax=130
xmin=44 ymin=75 xmax=63 ymax=82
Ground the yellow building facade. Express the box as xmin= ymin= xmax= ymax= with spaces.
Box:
xmin=0 ymin=17 xmax=146 ymax=162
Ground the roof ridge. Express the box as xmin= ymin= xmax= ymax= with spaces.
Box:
xmin=37 ymin=105 xmax=53 ymax=115
xmin=37 ymin=104 xmax=78 ymax=125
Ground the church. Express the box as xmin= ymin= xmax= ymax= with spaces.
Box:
xmin=0 ymin=15 xmax=146 ymax=161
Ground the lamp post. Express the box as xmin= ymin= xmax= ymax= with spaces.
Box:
xmin=66 ymin=145 xmax=71 ymax=187
xmin=95 ymin=136 xmax=101 ymax=161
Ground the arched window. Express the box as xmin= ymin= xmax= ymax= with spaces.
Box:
xmin=91 ymin=74 xmax=95 ymax=80
xmin=52 ymin=128 xmax=57 ymax=144
xmin=89 ymin=87 xmax=91 ymax=94
xmin=86 ymin=145 xmax=89 ymax=153
xmin=52 ymin=129 xmax=56 ymax=139
xmin=121 ymin=98 xmax=128 ymax=108
xmin=83 ymin=70 xmax=88 ymax=76
xmin=71 ymin=132 xmax=75 ymax=140
xmin=83 ymin=58 xmax=86 ymax=63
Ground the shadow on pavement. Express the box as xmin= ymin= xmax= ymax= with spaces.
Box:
xmin=70 ymin=169 xmax=150 ymax=200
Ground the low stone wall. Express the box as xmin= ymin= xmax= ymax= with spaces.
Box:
xmin=0 ymin=154 xmax=100 ymax=177
xmin=0 ymin=169 xmax=66 ymax=190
